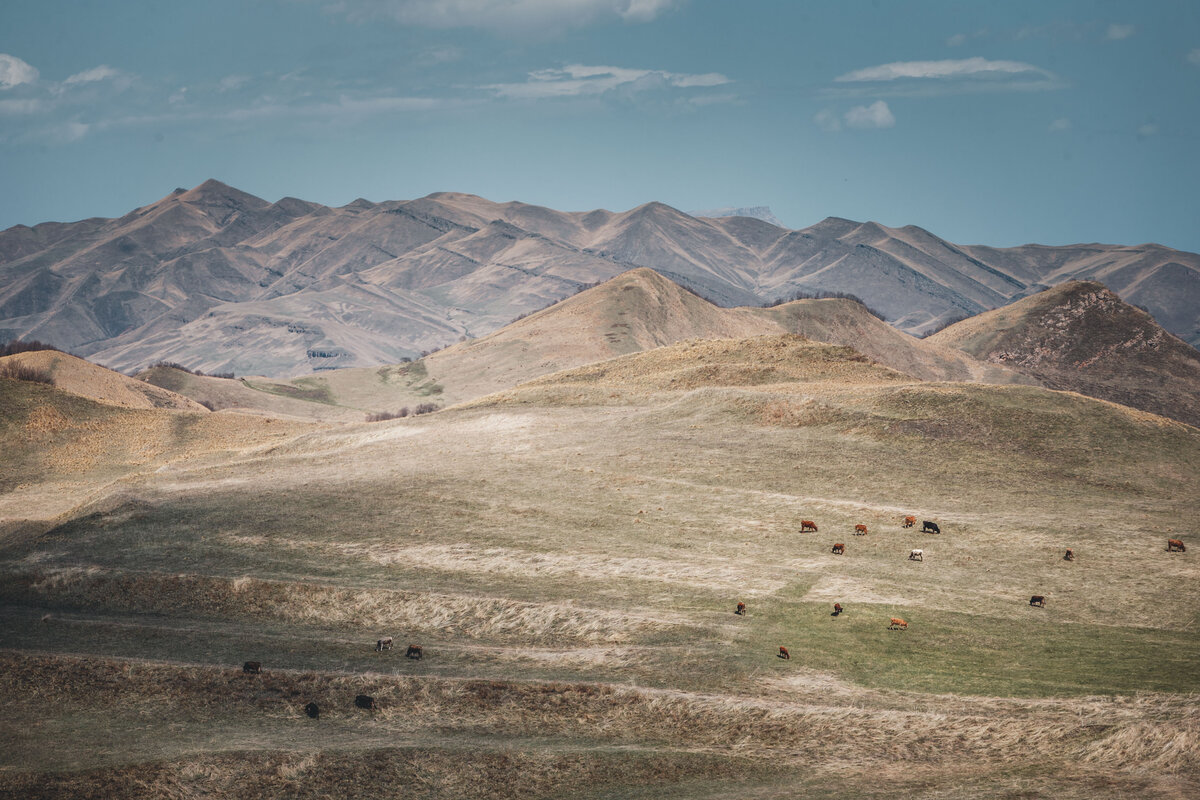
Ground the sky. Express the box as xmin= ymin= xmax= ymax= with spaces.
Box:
xmin=1 ymin=0 xmax=1198 ymax=251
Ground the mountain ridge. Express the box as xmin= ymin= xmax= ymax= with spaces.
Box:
xmin=2 ymin=180 xmax=1197 ymax=377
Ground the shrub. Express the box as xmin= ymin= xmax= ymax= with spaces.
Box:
xmin=365 ymin=407 xmax=410 ymax=422
xmin=413 ymin=403 xmax=439 ymax=415
xmin=0 ymin=362 xmax=54 ymax=385
xmin=0 ymin=339 xmax=62 ymax=357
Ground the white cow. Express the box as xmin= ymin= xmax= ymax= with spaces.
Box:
xmin=908 ymin=549 xmax=923 ymax=561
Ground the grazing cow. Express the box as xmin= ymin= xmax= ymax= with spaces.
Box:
xmin=801 ymin=520 xmax=818 ymax=533
xmin=355 ymin=695 xmax=376 ymax=710
xmin=242 ymin=661 xmax=261 ymax=675
xmin=832 ymin=603 xmax=843 ymax=616
xmin=888 ymin=618 xmax=908 ymax=630
xmin=405 ymin=644 xmax=423 ymax=660
xmin=909 ymin=549 xmax=923 ymax=561
xmin=375 ymin=637 xmax=393 ymax=652
xmin=1167 ymin=539 xmax=1186 ymax=552
xmin=735 ymin=602 xmax=746 ymax=616
xmin=1029 ymin=595 xmax=1046 ymax=608
xmin=902 ymin=516 xmax=916 ymax=528
xmin=1064 ymin=549 xmax=1074 ymax=561
xmin=922 ymin=520 xmax=941 ymax=534
xmin=854 ymin=524 xmax=868 ymax=535
xmin=832 ymin=543 xmax=845 ymax=554
xmin=304 ymin=702 xmax=320 ymax=719
xmin=778 ymin=646 xmax=790 ymax=660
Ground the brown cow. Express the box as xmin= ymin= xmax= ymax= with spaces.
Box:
xmin=801 ymin=520 xmax=818 ymax=532
xmin=902 ymin=516 xmax=916 ymax=528
xmin=355 ymin=695 xmax=376 ymax=710
xmin=1029 ymin=595 xmax=1046 ymax=607
xmin=406 ymin=644 xmax=423 ymax=660
xmin=375 ymin=637 xmax=393 ymax=652
xmin=831 ymin=543 xmax=845 ymax=554
xmin=778 ymin=646 xmax=790 ymax=660
xmin=832 ymin=603 xmax=843 ymax=616
xmin=735 ymin=602 xmax=746 ymax=616
xmin=304 ymin=702 xmax=320 ymax=719
xmin=888 ymin=618 xmax=908 ymax=630
xmin=854 ymin=524 xmax=868 ymax=535
xmin=242 ymin=661 xmax=261 ymax=674
xmin=1167 ymin=539 xmax=1186 ymax=552
xmin=1063 ymin=549 xmax=1074 ymax=561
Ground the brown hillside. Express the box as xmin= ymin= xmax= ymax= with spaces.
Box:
xmin=0 ymin=376 xmax=316 ymax=531
xmin=146 ymin=268 xmax=1034 ymax=417
xmin=929 ymin=281 xmax=1200 ymax=428
xmin=420 ymin=268 xmax=1032 ymax=403
xmin=0 ymin=350 xmax=207 ymax=412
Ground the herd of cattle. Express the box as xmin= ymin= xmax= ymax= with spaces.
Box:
xmin=754 ymin=516 xmax=1186 ymax=655
xmin=240 ymin=638 xmax=424 ymax=718
xmin=236 ymin=519 xmax=1187 ymax=698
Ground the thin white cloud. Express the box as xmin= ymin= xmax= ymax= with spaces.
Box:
xmin=838 ymin=58 xmax=1049 ymax=83
xmin=830 ymin=57 xmax=1063 ymax=96
xmin=1188 ymin=49 xmax=1200 ymax=66
xmin=1137 ymin=123 xmax=1159 ymax=137
xmin=64 ymin=65 xmax=123 ymax=85
xmin=219 ymin=75 xmax=250 ymax=92
xmin=487 ymin=63 xmax=730 ymax=99
xmin=0 ymin=54 xmax=39 ymax=89
xmin=1105 ymin=24 xmax=1135 ymax=41
xmin=0 ymin=97 xmax=46 ymax=114
xmin=814 ymin=109 xmax=840 ymax=132
xmin=946 ymin=33 xmax=967 ymax=47
xmin=1049 ymin=117 xmax=1071 ymax=133
xmin=844 ymin=101 xmax=894 ymax=129
xmin=816 ymin=102 xmax=894 ymax=131
xmin=327 ymin=0 xmax=680 ymax=34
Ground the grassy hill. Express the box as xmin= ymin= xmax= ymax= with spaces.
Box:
xmin=929 ymin=280 xmax=1200 ymax=428
xmin=1 ymin=333 xmax=1197 ymax=797
xmin=1 ymin=349 xmax=208 ymax=411
xmin=150 ymin=269 xmax=1034 ymax=421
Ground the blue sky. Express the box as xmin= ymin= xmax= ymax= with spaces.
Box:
xmin=2 ymin=0 xmax=1198 ymax=251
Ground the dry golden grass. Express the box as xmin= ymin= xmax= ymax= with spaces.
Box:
xmin=2 ymin=333 xmax=1198 ymax=798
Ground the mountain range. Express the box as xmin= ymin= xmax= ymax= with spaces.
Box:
xmin=2 ymin=179 xmax=1197 ymax=378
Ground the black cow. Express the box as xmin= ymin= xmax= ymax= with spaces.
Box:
xmin=355 ymin=695 xmax=376 ymax=710
xmin=304 ymin=702 xmax=320 ymax=719
xmin=242 ymin=661 xmax=262 ymax=674
xmin=922 ymin=520 xmax=941 ymax=534
xmin=1029 ymin=595 xmax=1046 ymax=608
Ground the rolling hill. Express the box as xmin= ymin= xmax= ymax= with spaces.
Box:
xmin=2 ymin=180 xmax=1197 ymax=377
xmin=141 ymin=268 xmax=1035 ymax=420
xmin=0 ymin=349 xmax=207 ymax=412
xmin=929 ymin=281 xmax=1200 ymax=428
xmin=2 ymin=327 xmax=1198 ymax=798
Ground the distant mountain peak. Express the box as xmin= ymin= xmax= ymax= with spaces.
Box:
xmin=689 ymin=206 xmax=787 ymax=228
xmin=178 ymin=179 xmax=269 ymax=209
